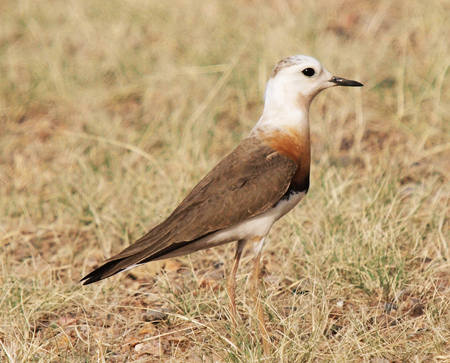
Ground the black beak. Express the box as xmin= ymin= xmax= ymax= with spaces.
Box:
xmin=330 ymin=76 xmax=363 ymax=87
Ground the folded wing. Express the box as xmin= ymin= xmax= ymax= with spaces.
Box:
xmin=81 ymin=137 xmax=297 ymax=284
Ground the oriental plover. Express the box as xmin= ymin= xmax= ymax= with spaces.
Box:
xmin=81 ymin=54 xmax=363 ymax=355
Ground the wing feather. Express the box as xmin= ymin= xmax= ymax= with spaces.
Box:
xmin=81 ymin=136 xmax=297 ymax=284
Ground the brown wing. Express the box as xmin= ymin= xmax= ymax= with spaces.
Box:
xmin=81 ymin=136 xmax=297 ymax=284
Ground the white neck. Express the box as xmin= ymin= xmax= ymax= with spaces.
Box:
xmin=251 ymin=77 xmax=311 ymax=135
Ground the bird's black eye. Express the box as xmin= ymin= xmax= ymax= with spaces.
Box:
xmin=302 ymin=68 xmax=315 ymax=77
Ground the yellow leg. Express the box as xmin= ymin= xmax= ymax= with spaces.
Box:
xmin=227 ymin=240 xmax=246 ymax=327
xmin=250 ymin=238 xmax=271 ymax=356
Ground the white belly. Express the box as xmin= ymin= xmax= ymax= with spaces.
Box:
xmin=175 ymin=191 xmax=306 ymax=254
xmin=153 ymin=191 xmax=306 ymax=260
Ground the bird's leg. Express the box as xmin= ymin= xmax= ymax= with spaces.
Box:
xmin=226 ymin=239 xmax=246 ymax=327
xmin=250 ymin=237 xmax=271 ymax=356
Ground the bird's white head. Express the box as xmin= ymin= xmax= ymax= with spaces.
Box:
xmin=262 ymin=55 xmax=363 ymax=117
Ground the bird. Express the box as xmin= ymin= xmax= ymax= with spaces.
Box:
xmin=81 ymin=55 xmax=363 ymax=354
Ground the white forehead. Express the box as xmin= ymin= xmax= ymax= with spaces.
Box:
xmin=272 ymin=55 xmax=322 ymax=77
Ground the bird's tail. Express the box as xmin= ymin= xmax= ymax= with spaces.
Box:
xmin=80 ymin=239 xmax=193 ymax=285
xmin=80 ymin=256 xmax=141 ymax=285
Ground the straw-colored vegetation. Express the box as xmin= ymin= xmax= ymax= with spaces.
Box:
xmin=1 ymin=0 xmax=449 ymax=361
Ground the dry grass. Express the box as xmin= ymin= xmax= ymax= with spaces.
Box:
xmin=1 ymin=0 xmax=449 ymax=361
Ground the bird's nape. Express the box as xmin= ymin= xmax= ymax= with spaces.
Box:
xmin=81 ymin=54 xmax=363 ymax=357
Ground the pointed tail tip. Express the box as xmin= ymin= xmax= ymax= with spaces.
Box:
xmin=80 ymin=266 xmax=117 ymax=285
xmin=80 ymin=273 xmax=101 ymax=285
xmin=79 ymin=258 xmax=130 ymax=285
xmin=79 ymin=263 xmax=112 ymax=285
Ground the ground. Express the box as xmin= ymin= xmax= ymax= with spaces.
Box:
xmin=0 ymin=0 xmax=449 ymax=361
